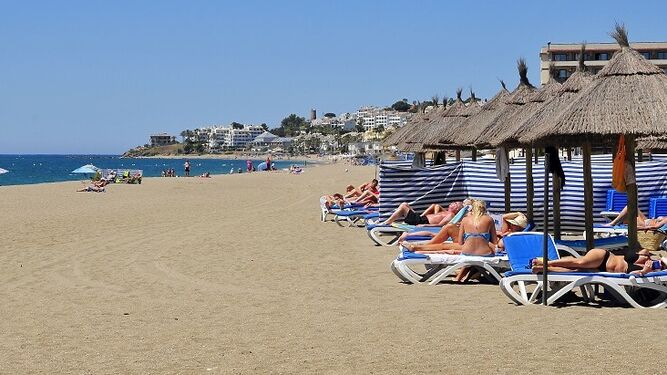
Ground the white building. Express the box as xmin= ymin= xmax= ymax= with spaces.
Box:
xmin=206 ymin=124 xmax=265 ymax=150
xmin=355 ymin=106 xmax=408 ymax=131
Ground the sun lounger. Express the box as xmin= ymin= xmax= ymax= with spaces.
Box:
xmin=333 ymin=207 xmax=379 ymax=227
xmin=500 ymin=232 xmax=667 ymax=308
xmin=555 ymin=235 xmax=628 ymax=254
xmin=319 ymin=196 xmax=364 ymax=222
xmin=390 ymin=249 xmax=510 ymax=285
xmin=368 ymin=205 xmax=469 ymax=247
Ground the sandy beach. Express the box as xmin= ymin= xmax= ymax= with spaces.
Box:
xmin=1 ymin=163 xmax=665 ymax=374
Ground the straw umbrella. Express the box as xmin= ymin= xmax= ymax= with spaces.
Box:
xmin=400 ymin=90 xmax=464 ymax=156
xmin=520 ymin=24 xmax=667 ymax=254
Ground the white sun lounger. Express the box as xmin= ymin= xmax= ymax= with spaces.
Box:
xmin=390 ymin=249 xmax=510 ymax=285
xmin=368 ymin=206 xmax=469 ymax=246
xmin=500 ymin=232 xmax=667 ymax=308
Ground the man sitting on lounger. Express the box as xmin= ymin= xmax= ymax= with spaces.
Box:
xmin=381 ymin=201 xmax=464 ymax=226
xmin=604 ymin=205 xmax=667 ymax=230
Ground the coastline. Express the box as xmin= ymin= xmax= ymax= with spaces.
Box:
xmin=123 ymin=153 xmax=330 ymax=163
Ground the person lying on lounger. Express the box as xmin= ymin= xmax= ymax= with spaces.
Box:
xmin=604 ymin=205 xmax=667 ymax=230
xmin=404 ymin=200 xmax=498 ymax=282
xmin=531 ymin=249 xmax=666 ymax=275
xmin=381 ymin=201 xmax=463 ymax=226
xmin=77 ymin=179 xmax=108 ymax=192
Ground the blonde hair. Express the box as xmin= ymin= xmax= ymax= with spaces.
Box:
xmin=470 ymin=199 xmax=487 ymax=225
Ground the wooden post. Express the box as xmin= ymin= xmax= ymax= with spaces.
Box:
xmin=637 ymin=149 xmax=643 ymax=162
xmin=542 ymin=154 xmax=550 ymax=306
xmin=534 ymin=148 xmax=539 ymax=164
xmin=504 ymin=148 xmax=511 ymax=213
xmin=455 ymin=149 xmax=461 ymax=161
xmin=583 ymin=141 xmax=595 ymax=251
xmin=566 ymin=147 xmax=572 ymax=161
xmin=471 ymin=147 xmax=477 ymax=161
xmin=625 ymin=135 xmax=639 ymax=253
xmin=525 ymin=147 xmax=534 ymax=222
xmin=553 ymin=173 xmax=562 ymax=240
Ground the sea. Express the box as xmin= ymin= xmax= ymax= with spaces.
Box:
xmin=0 ymin=155 xmax=304 ymax=186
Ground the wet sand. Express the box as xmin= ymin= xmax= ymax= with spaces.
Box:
xmin=0 ymin=164 xmax=665 ymax=374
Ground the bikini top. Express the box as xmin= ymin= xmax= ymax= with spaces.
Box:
xmin=463 ymin=232 xmax=491 ymax=242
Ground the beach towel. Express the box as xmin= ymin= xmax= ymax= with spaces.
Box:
xmin=612 ymin=135 xmax=626 ymax=192
xmin=495 ymin=147 xmax=508 ymax=182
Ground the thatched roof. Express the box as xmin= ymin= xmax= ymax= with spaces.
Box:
xmin=399 ymin=90 xmax=464 ymax=152
xmin=391 ymin=107 xmax=441 ymax=151
xmin=383 ymin=110 xmax=428 ymax=147
xmin=419 ymin=90 xmax=482 ymax=150
xmin=445 ymin=81 xmax=510 ymax=147
xmin=637 ymin=136 xmax=667 ymax=150
xmin=454 ymin=59 xmax=535 ymax=147
xmin=520 ymin=25 xmax=667 ymax=146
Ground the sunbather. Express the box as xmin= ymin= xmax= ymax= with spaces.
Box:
xmin=381 ymin=201 xmax=463 ymax=226
xmin=497 ymin=212 xmax=529 ymax=250
xmin=604 ymin=205 xmax=667 ymax=230
xmin=345 ymin=179 xmax=378 ymax=199
xmin=77 ymin=179 xmax=108 ymax=192
xmin=531 ymin=248 xmax=666 ymax=275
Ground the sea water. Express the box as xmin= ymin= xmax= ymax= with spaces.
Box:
xmin=0 ymin=155 xmax=303 ymax=186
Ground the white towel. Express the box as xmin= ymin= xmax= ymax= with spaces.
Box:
xmin=496 ymin=147 xmax=509 ymax=182
xmin=426 ymin=253 xmax=508 ymax=265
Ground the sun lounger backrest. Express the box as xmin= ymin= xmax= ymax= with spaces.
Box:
xmin=450 ymin=205 xmax=469 ymax=224
xmin=606 ymin=189 xmax=627 ymax=212
xmin=649 ymin=197 xmax=667 ymax=219
xmin=503 ymin=232 xmax=560 ymax=271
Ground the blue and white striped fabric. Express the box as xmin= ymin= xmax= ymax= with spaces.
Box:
xmin=379 ymin=159 xmax=667 ymax=232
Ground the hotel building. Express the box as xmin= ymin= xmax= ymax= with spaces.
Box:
xmin=540 ymin=42 xmax=667 ymax=84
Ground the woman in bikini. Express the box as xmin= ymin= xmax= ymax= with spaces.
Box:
xmin=531 ymin=249 xmax=666 ymax=274
xmin=403 ymin=200 xmax=497 ymax=282
xmin=403 ymin=200 xmax=496 ymax=255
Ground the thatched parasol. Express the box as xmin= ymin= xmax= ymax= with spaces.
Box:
xmin=417 ymin=89 xmax=482 ymax=152
xmin=522 ymin=24 xmax=667 ymax=266
xmin=472 ymin=58 xmax=539 ymax=148
xmin=513 ymin=44 xmax=592 ymax=145
xmin=399 ymin=90 xmax=464 ymax=152
xmin=486 ymin=64 xmax=562 ymax=147
xmin=449 ymin=78 xmax=512 ymax=147
xmin=520 ymin=29 xmax=667 ymax=146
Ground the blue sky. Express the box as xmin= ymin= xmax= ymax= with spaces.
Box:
xmin=1 ymin=0 xmax=666 ymax=154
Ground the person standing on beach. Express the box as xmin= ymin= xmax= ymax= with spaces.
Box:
xmin=265 ymin=156 xmax=271 ymax=172
xmin=247 ymin=160 xmax=253 ymax=173
xmin=184 ymin=160 xmax=191 ymax=177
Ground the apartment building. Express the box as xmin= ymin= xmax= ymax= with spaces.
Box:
xmin=207 ymin=125 xmax=264 ymax=150
xmin=540 ymin=42 xmax=667 ymax=84
xmin=355 ymin=106 xmax=408 ymax=131
xmin=149 ymin=133 xmax=176 ymax=147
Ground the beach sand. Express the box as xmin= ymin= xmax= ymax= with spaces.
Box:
xmin=1 ymin=164 xmax=665 ymax=374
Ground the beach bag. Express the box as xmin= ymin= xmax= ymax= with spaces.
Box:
xmin=637 ymin=231 xmax=667 ymax=251
xmin=612 ymin=135 xmax=626 ymax=192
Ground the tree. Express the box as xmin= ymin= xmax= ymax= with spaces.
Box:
xmin=270 ymin=127 xmax=285 ymax=137
xmin=280 ymin=114 xmax=307 ymax=136
xmin=391 ymin=100 xmax=411 ymax=112
xmin=180 ymin=130 xmax=188 ymax=143
xmin=231 ymin=122 xmax=244 ymax=130
xmin=324 ymin=112 xmax=336 ymax=118
xmin=260 ymin=123 xmax=269 ymax=131
xmin=376 ymin=124 xmax=385 ymax=134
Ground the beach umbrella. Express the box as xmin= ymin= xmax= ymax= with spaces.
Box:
xmin=71 ymin=164 xmax=100 ymax=180
xmin=0 ymin=168 xmax=8 ymax=174
xmin=71 ymin=164 xmax=99 ymax=174
xmin=420 ymin=89 xmax=482 ymax=160
xmin=521 ymin=24 xmax=667 ymax=256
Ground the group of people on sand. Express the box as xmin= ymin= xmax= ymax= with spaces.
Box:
xmin=385 ymin=198 xmax=666 ymax=281
xmin=324 ymin=179 xmax=380 ymax=209
xmin=161 ymin=168 xmax=177 ymax=177
xmin=77 ymin=179 xmax=109 ymax=193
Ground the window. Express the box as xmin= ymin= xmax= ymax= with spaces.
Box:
xmin=553 ymin=53 xmax=569 ymax=61
xmin=557 ymin=69 xmax=570 ymax=79
xmin=657 ymin=51 xmax=667 ymax=59
xmin=640 ymin=51 xmax=651 ymax=59
xmin=552 ymin=53 xmax=568 ymax=61
xmin=595 ymin=53 xmax=609 ymax=61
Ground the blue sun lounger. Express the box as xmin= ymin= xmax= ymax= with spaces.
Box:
xmin=500 ymin=232 xmax=667 ymax=308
